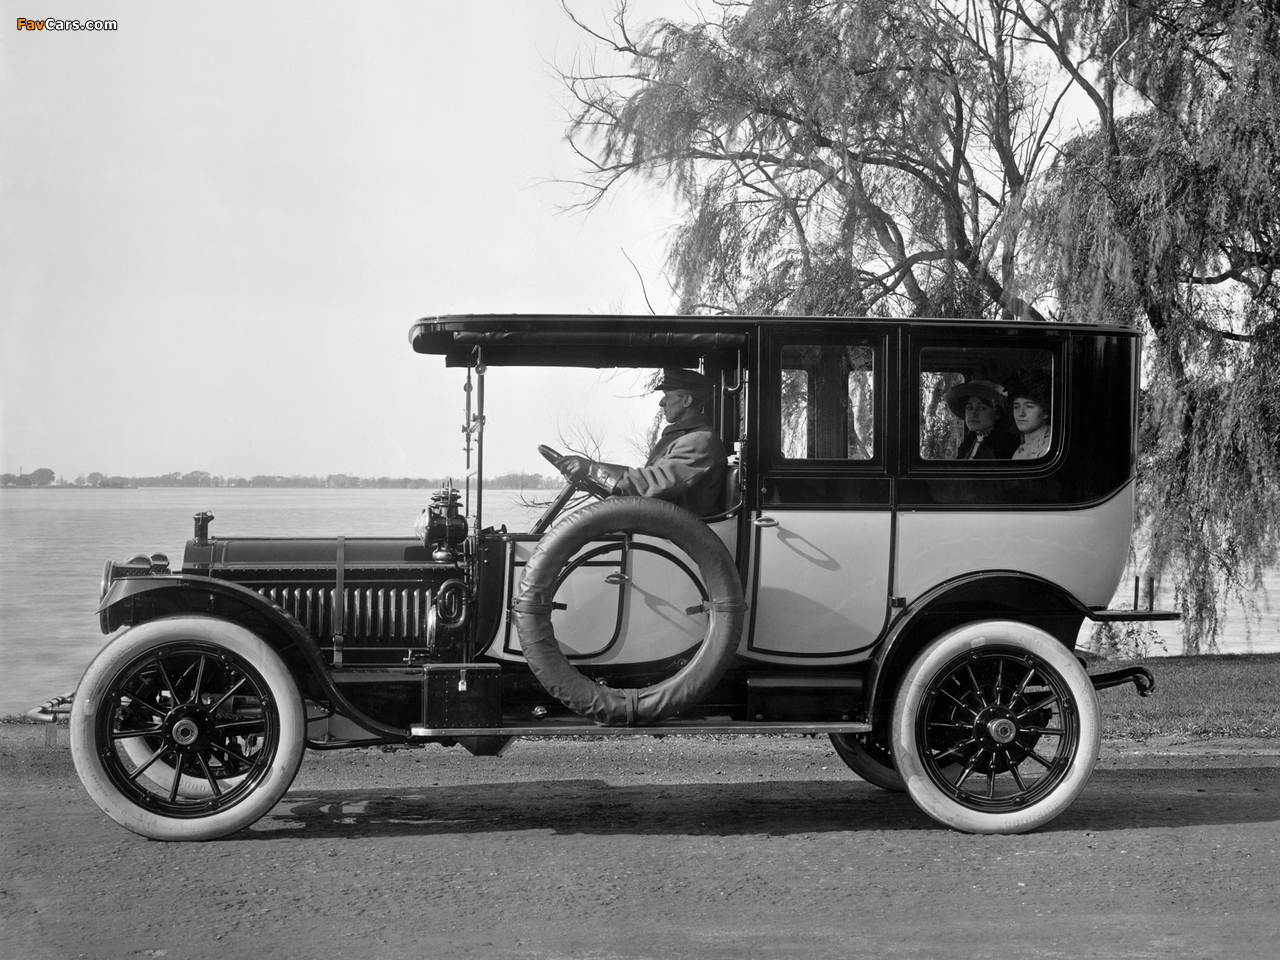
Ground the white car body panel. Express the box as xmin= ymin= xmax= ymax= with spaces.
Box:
xmin=894 ymin=481 xmax=1134 ymax=608
xmin=741 ymin=510 xmax=892 ymax=663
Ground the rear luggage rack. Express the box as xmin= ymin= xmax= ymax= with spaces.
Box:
xmin=1089 ymin=576 xmax=1181 ymax=622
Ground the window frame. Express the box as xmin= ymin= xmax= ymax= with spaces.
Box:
xmin=761 ymin=325 xmax=893 ymax=475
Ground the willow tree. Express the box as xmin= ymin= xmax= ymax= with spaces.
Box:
xmin=561 ymin=0 xmax=1070 ymax=318
xmin=1020 ymin=0 xmax=1280 ymax=649
xmin=562 ymin=0 xmax=1280 ymax=651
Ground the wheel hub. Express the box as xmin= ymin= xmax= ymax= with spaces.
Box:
xmin=973 ymin=705 xmax=1021 ymax=750
xmin=165 ymin=705 xmax=211 ymax=750
xmin=986 ymin=717 xmax=1018 ymax=744
xmin=171 ymin=718 xmax=200 ymax=745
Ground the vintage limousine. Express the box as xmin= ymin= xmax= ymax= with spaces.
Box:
xmin=54 ymin=314 xmax=1171 ymax=839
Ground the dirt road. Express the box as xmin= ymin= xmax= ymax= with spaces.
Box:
xmin=3 ymin=723 xmax=1278 ymax=960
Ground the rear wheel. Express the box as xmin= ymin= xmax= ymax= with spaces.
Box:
xmin=70 ymin=616 xmax=305 ymax=841
xmin=829 ymin=733 xmax=905 ymax=791
xmin=891 ymin=620 xmax=1100 ymax=834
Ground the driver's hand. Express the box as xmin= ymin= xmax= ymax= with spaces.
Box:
xmin=555 ymin=455 xmax=591 ymax=482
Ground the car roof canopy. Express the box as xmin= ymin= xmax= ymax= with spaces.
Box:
xmin=409 ymin=313 xmax=1140 ymax=368
xmin=409 ymin=315 xmax=749 ymax=368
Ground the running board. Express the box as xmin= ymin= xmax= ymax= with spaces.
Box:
xmin=408 ymin=720 xmax=873 ymax=739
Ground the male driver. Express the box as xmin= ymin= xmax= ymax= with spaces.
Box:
xmin=555 ymin=369 xmax=728 ymax=517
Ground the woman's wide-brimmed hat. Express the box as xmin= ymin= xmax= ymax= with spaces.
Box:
xmin=944 ymin=379 xmax=1008 ymax=419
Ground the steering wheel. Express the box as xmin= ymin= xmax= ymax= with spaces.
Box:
xmin=533 ymin=445 xmax=614 ymax=534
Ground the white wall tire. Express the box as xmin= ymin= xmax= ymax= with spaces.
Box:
xmin=69 ymin=616 xmax=306 ymax=841
xmin=891 ymin=620 xmax=1100 ymax=834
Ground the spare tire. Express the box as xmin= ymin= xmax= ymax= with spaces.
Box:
xmin=513 ymin=497 xmax=745 ymax=726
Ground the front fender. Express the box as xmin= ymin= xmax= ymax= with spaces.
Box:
xmin=97 ymin=575 xmax=407 ymax=739
xmin=100 ymin=573 xmax=317 ymax=639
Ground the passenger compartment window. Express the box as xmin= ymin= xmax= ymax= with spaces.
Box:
xmin=920 ymin=347 xmax=1055 ymax=461
xmin=780 ymin=344 xmax=875 ymax=460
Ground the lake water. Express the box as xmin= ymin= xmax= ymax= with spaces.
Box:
xmin=0 ymin=487 xmax=547 ymax=716
xmin=2 ymin=487 xmax=1276 ymax=716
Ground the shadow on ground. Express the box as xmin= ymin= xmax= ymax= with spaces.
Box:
xmin=244 ymin=766 xmax=1280 ymax=840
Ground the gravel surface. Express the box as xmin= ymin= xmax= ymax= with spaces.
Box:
xmin=3 ymin=723 xmax=1279 ymax=959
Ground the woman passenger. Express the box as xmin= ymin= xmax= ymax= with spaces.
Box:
xmin=943 ymin=380 xmax=1018 ymax=459
xmin=1007 ymin=372 xmax=1052 ymax=459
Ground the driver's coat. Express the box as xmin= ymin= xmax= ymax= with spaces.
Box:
xmin=612 ymin=414 xmax=726 ymax=517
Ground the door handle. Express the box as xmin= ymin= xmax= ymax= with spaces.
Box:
xmin=752 ymin=516 xmax=779 ymax=528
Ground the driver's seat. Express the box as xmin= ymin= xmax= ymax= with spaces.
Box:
xmin=702 ymin=459 xmax=741 ymax=523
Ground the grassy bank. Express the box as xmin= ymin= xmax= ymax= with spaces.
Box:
xmin=6 ymin=653 xmax=1278 ymax=740
xmin=1094 ymin=652 xmax=1280 ymax=740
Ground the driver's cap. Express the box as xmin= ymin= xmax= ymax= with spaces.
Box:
xmin=655 ymin=368 xmax=715 ymax=394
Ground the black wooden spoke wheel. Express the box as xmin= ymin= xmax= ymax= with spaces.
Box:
xmin=891 ymin=620 xmax=1100 ymax=834
xmin=70 ymin=617 xmax=305 ymax=841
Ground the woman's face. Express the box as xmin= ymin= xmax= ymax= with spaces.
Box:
xmin=1012 ymin=397 xmax=1047 ymax=433
xmin=964 ymin=396 xmax=997 ymax=433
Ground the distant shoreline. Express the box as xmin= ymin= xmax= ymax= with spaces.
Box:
xmin=2 ymin=474 xmax=561 ymax=491
xmin=0 ymin=485 xmax=137 ymax=490
xmin=0 ymin=484 xmax=557 ymax=493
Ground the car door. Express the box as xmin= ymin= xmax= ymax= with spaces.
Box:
xmin=743 ymin=324 xmax=896 ymax=664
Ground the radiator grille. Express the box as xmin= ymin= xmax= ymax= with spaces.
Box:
xmin=257 ymin=585 xmax=431 ymax=642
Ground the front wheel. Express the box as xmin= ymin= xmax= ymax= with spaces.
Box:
xmin=891 ymin=620 xmax=1100 ymax=834
xmin=70 ymin=616 xmax=306 ymax=841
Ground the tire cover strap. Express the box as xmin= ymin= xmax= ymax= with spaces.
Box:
xmin=700 ymin=598 xmax=747 ymax=613
xmin=511 ymin=600 xmax=554 ymax=615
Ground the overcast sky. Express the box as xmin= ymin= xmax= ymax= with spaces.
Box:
xmin=1 ymin=0 xmax=697 ymax=480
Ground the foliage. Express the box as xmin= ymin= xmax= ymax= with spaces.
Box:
xmin=920 ymin=371 xmax=966 ymax=459
xmin=1 ymin=468 xmax=55 ymax=486
xmin=563 ymin=0 xmax=1066 ymax=318
xmin=562 ymin=0 xmax=1280 ymax=652
xmin=1020 ymin=1 xmax=1280 ymax=651
xmin=1085 ymin=616 xmax=1167 ymax=662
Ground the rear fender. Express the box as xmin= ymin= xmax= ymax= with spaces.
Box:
xmin=97 ymin=575 xmax=406 ymax=739
xmin=865 ymin=571 xmax=1089 ymax=737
